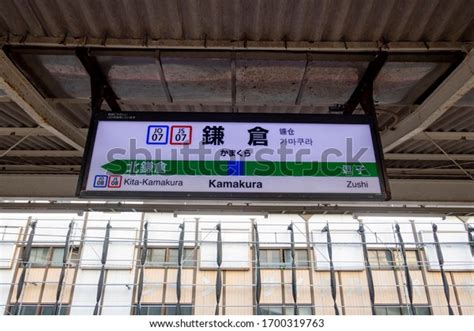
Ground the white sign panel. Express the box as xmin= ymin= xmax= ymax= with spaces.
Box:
xmin=77 ymin=112 xmax=388 ymax=200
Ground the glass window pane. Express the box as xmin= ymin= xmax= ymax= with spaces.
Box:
xmin=19 ymin=305 xmax=37 ymax=315
xmin=183 ymin=248 xmax=196 ymax=267
xmin=283 ymin=250 xmax=309 ymax=267
xmin=295 ymin=250 xmax=309 ymax=267
xmin=375 ymin=306 xmax=404 ymax=315
xmin=167 ymin=249 xmax=179 ymax=267
xmin=139 ymin=305 xmax=162 ymax=315
xmin=40 ymin=305 xmax=54 ymax=315
xmin=298 ymin=306 xmax=313 ymax=315
xmin=415 ymin=306 xmax=431 ymax=315
xmin=50 ymin=248 xmax=65 ymax=267
xmin=164 ymin=304 xmax=193 ymax=315
xmin=165 ymin=305 xmax=177 ymax=315
xmin=283 ymin=250 xmax=292 ymax=268
xmin=374 ymin=307 xmax=387 ymax=315
xmin=371 ymin=250 xmax=393 ymax=269
xmin=58 ymin=306 xmax=68 ymax=315
xmin=384 ymin=250 xmax=394 ymax=267
xmin=386 ymin=307 xmax=402 ymax=315
xmin=146 ymin=248 xmax=166 ymax=266
xmin=283 ymin=305 xmax=313 ymax=315
xmin=261 ymin=250 xmax=281 ymax=268
xmin=260 ymin=306 xmax=283 ymax=315
xmin=29 ymin=248 xmax=49 ymax=267
xmin=284 ymin=306 xmax=295 ymax=315
xmin=180 ymin=305 xmax=193 ymax=315
xmin=401 ymin=306 xmax=412 ymax=315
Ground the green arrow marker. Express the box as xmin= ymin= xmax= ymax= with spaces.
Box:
xmin=102 ymin=160 xmax=378 ymax=177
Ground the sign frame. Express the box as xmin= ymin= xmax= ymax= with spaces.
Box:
xmin=76 ymin=111 xmax=391 ymax=201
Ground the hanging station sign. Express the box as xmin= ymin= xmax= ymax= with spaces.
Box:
xmin=77 ymin=112 xmax=390 ymax=200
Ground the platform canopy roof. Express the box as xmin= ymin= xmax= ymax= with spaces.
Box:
xmin=0 ymin=0 xmax=473 ymax=209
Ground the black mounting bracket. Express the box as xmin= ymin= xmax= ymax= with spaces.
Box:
xmin=342 ymin=51 xmax=392 ymax=201
xmin=76 ymin=48 xmax=121 ymax=113
xmin=343 ymin=51 xmax=388 ymax=115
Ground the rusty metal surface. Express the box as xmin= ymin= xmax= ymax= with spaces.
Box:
xmin=0 ymin=0 xmax=472 ymax=42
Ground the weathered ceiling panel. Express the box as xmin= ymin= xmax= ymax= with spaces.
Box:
xmin=97 ymin=55 xmax=167 ymax=100
xmin=161 ymin=54 xmax=231 ymax=103
xmin=236 ymin=58 xmax=305 ymax=104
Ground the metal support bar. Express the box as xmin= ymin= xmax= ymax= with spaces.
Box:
xmin=0 ymin=49 xmax=86 ymax=151
xmin=432 ymin=223 xmax=455 ymax=315
xmin=287 ymin=222 xmax=298 ymax=315
xmin=322 ymin=224 xmax=339 ymax=315
xmin=231 ymin=52 xmax=237 ymax=112
xmin=253 ymin=221 xmax=262 ymax=315
xmin=135 ymin=221 xmax=148 ymax=315
xmin=340 ymin=51 xmax=392 ymax=200
xmin=155 ymin=51 xmax=173 ymax=103
xmin=343 ymin=51 xmax=388 ymax=115
xmin=76 ymin=48 xmax=121 ymax=113
xmin=383 ymin=49 xmax=474 ymax=152
xmin=215 ymin=223 xmax=222 ymax=315
xmin=93 ymin=221 xmax=112 ymax=315
xmin=295 ymin=54 xmax=310 ymax=105
xmin=394 ymin=223 xmax=415 ymax=315
xmin=53 ymin=220 xmax=74 ymax=315
xmin=12 ymin=220 xmax=37 ymax=315
xmin=3 ymin=37 xmax=470 ymax=52
xmin=358 ymin=223 xmax=376 ymax=315
xmin=467 ymin=224 xmax=474 ymax=256
xmin=414 ymin=53 xmax=464 ymax=105
xmin=176 ymin=222 xmax=185 ymax=315
xmin=360 ymin=79 xmax=392 ymax=200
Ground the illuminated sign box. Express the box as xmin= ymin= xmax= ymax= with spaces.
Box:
xmin=77 ymin=112 xmax=390 ymax=200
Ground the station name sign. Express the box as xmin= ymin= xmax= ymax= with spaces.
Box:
xmin=77 ymin=112 xmax=390 ymax=200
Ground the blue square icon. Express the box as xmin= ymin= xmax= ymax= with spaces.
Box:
xmin=93 ymin=175 xmax=108 ymax=188
xmin=147 ymin=125 xmax=169 ymax=145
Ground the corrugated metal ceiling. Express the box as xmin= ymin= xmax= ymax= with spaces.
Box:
xmin=0 ymin=0 xmax=473 ymax=42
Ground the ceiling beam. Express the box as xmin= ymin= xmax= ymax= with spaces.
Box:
xmin=0 ymin=50 xmax=86 ymax=151
xmin=76 ymin=48 xmax=121 ymax=112
xmin=155 ymin=50 xmax=173 ymax=103
xmin=0 ymin=127 xmax=88 ymax=136
xmin=0 ymin=165 xmax=81 ymax=173
xmin=382 ymin=49 xmax=474 ymax=152
xmin=387 ymin=168 xmax=474 ymax=176
xmin=0 ymin=150 xmax=82 ymax=157
xmin=385 ymin=153 xmax=474 ymax=161
xmin=343 ymin=51 xmax=388 ymax=115
xmin=413 ymin=131 xmax=474 ymax=141
xmin=1 ymin=35 xmax=472 ymax=52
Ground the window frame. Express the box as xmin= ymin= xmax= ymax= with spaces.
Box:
xmin=134 ymin=304 xmax=193 ymax=315
xmin=259 ymin=304 xmax=314 ymax=315
xmin=145 ymin=247 xmax=196 ymax=268
xmin=368 ymin=249 xmax=394 ymax=270
xmin=259 ymin=248 xmax=310 ymax=269
xmin=368 ymin=249 xmax=422 ymax=270
xmin=8 ymin=304 xmax=69 ymax=315
xmin=374 ymin=304 xmax=432 ymax=315
xmin=26 ymin=246 xmax=79 ymax=268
